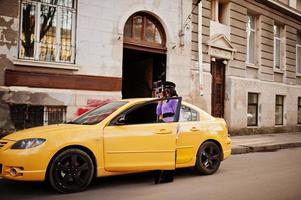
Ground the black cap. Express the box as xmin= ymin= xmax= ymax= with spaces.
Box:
xmin=163 ymin=81 xmax=176 ymax=88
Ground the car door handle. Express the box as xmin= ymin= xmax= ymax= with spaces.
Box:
xmin=156 ymin=129 xmax=172 ymax=134
xmin=190 ymin=127 xmax=200 ymax=132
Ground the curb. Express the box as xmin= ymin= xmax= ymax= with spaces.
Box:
xmin=231 ymin=142 xmax=301 ymax=155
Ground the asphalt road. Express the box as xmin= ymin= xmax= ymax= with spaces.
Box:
xmin=1 ymin=148 xmax=301 ymax=200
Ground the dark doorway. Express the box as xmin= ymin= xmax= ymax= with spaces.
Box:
xmin=122 ymin=48 xmax=166 ymax=98
xmin=211 ymin=60 xmax=225 ymax=118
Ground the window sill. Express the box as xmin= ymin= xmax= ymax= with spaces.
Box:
xmin=273 ymin=68 xmax=284 ymax=74
xmin=275 ymin=124 xmax=284 ymax=127
xmin=247 ymin=125 xmax=259 ymax=128
xmin=13 ymin=59 xmax=79 ymax=71
xmin=246 ymin=63 xmax=259 ymax=69
xmin=296 ymin=73 xmax=301 ymax=78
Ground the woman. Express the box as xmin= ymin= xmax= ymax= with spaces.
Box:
xmin=156 ymin=81 xmax=178 ymax=123
xmin=154 ymin=81 xmax=178 ymax=184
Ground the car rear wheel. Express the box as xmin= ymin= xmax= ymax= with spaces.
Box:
xmin=48 ymin=149 xmax=94 ymax=193
xmin=195 ymin=141 xmax=221 ymax=175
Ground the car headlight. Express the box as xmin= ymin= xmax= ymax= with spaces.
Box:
xmin=11 ymin=138 xmax=46 ymax=149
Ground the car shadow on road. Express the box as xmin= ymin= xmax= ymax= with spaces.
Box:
xmin=0 ymin=168 xmax=220 ymax=198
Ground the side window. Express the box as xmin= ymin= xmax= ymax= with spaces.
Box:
xmin=111 ymin=98 xmax=181 ymax=125
xmin=179 ymin=105 xmax=199 ymax=122
xmin=123 ymin=102 xmax=158 ymax=125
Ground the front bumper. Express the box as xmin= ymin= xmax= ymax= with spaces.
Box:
xmin=0 ymin=140 xmax=51 ymax=181
xmin=223 ymin=137 xmax=232 ymax=160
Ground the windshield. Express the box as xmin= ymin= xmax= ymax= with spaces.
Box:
xmin=70 ymin=101 xmax=128 ymax=125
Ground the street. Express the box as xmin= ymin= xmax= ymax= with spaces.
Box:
xmin=1 ymin=148 xmax=301 ymax=200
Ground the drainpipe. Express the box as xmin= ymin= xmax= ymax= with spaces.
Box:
xmin=179 ymin=0 xmax=184 ymax=46
xmin=198 ymin=0 xmax=203 ymax=96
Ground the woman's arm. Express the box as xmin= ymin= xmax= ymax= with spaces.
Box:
xmin=156 ymin=102 xmax=163 ymax=115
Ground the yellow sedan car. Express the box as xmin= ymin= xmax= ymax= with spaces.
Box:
xmin=0 ymin=97 xmax=231 ymax=193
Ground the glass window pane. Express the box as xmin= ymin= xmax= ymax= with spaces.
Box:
xmin=298 ymin=98 xmax=301 ymax=124
xmin=298 ymin=107 xmax=301 ymax=124
xmin=275 ymin=39 xmax=281 ymax=68
xmin=276 ymin=95 xmax=283 ymax=105
xmin=20 ymin=3 xmax=36 ymax=58
xmin=145 ymin=19 xmax=155 ymax=42
xmin=248 ymin=93 xmax=258 ymax=104
xmin=297 ymin=46 xmax=301 ymax=74
xmin=124 ymin=18 xmax=132 ymax=38
xmin=247 ymin=14 xmax=255 ymax=30
xmin=297 ymin=32 xmax=301 ymax=45
xmin=154 ymin=28 xmax=162 ymax=44
xmin=274 ymin=24 xmax=280 ymax=37
xmin=133 ymin=16 xmax=142 ymax=40
xmin=275 ymin=105 xmax=283 ymax=125
xmin=60 ymin=9 xmax=73 ymax=62
xmin=247 ymin=105 xmax=257 ymax=126
xmin=39 ymin=4 xmax=57 ymax=62
xmin=248 ymin=31 xmax=255 ymax=63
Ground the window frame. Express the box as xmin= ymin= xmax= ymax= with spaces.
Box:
xmin=179 ymin=104 xmax=199 ymax=122
xmin=18 ymin=0 xmax=77 ymax=64
xmin=296 ymin=44 xmax=301 ymax=74
xmin=297 ymin=97 xmax=301 ymax=125
xmin=246 ymin=13 xmax=256 ymax=65
xmin=123 ymin=12 xmax=167 ymax=53
xmin=109 ymin=97 xmax=182 ymax=126
xmin=275 ymin=95 xmax=284 ymax=126
xmin=273 ymin=23 xmax=284 ymax=70
xmin=296 ymin=31 xmax=301 ymax=75
xmin=247 ymin=92 xmax=259 ymax=127
xmin=10 ymin=104 xmax=67 ymax=130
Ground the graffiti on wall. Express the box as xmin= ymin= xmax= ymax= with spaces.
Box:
xmin=75 ymin=99 xmax=112 ymax=116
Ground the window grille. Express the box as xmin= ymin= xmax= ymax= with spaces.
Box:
xmin=10 ymin=104 xmax=66 ymax=130
xmin=19 ymin=0 xmax=77 ymax=63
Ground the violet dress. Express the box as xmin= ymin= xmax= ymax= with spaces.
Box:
xmin=156 ymin=99 xmax=178 ymax=122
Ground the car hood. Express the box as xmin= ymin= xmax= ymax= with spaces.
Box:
xmin=2 ymin=124 xmax=93 ymax=141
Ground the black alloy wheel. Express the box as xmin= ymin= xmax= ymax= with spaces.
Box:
xmin=195 ymin=141 xmax=221 ymax=175
xmin=48 ymin=149 xmax=94 ymax=193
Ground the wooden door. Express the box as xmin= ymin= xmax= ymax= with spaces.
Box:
xmin=211 ymin=60 xmax=225 ymax=118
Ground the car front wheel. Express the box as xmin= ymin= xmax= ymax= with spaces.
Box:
xmin=195 ymin=141 xmax=221 ymax=175
xmin=48 ymin=149 xmax=94 ymax=193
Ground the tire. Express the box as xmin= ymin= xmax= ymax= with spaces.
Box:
xmin=195 ymin=141 xmax=221 ymax=175
xmin=48 ymin=149 xmax=94 ymax=193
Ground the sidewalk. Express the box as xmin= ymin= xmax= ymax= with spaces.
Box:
xmin=231 ymin=132 xmax=301 ymax=154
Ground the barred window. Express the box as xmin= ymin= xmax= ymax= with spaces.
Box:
xmin=19 ymin=0 xmax=77 ymax=63
xmin=10 ymin=104 xmax=66 ymax=130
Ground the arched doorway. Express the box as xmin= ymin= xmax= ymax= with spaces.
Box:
xmin=122 ymin=12 xmax=167 ymax=98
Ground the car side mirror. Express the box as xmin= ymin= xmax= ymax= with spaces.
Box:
xmin=115 ymin=116 xmax=126 ymax=125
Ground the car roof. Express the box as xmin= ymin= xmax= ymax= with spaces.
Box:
xmin=120 ymin=98 xmax=213 ymax=119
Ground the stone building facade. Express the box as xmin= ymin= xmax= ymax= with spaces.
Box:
xmin=0 ymin=0 xmax=195 ymax=134
xmin=0 ymin=0 xmax=301 ymax=135
xmin=192 ymin=0 xmax=301 ymax=134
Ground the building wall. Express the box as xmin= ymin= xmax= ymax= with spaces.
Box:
xmin=201 ymin=0 xmax=301 ymax=134
xmin=0 ymin=0 xmax=194 ymax=134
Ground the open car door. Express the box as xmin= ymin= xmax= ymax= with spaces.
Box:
xmin=103 ymin=97 xmax=181 ymax=172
